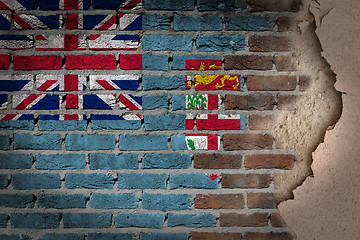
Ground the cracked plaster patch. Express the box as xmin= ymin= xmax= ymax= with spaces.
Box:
xmin=279 ymin=0 xmax=360 ymax=239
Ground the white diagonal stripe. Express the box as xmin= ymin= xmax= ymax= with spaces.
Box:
xmin=94 ymin=15 xmax=116 ymax=30
xmin=120 ymin=94 xmax=142 ymax=110
xmin=119 ymin=14 xmax=140 ymax=30
xmin=90 ymin=75 xmax=139 ymax=90
xmin=89 ymin=35 xmax=138 ymax=49
xmin=1 ymin=14 xmax=11 ymax=22
xmin=1 ymin=0 xmax=26 ymax=10
xmin=18 ymin=15 xmax=48 ymax=29
xmin=98 ymin=94 xmax=116 ymax=109
xmin=35 ymin=34 xmax=64 ymax=49
xmin=0 ymin=102 xmax=7 ymax=110
xmin=119 ymin=0 xmax=132 ymax=7
xmin=122 ymin=114 xmax=141 ymax=120
xmin=13 ymin=94 xmax=43 ymax=109
xmin=36 ymin=75 xmax=62 ymax=91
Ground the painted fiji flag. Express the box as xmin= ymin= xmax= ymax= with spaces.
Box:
xmin=0 ymin=0 xmax=246 ymax=151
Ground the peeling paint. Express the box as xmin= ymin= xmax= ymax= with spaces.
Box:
xmin=279 ymin=0 xmax=360 ymax=239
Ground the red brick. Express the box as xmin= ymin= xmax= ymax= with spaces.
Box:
xmin=222 ymin=174 xmax=271 ymax=189
xmin=192 ymin=232 xmax=242 ymax=240
xmin=247 ymin=192 xmax=279 ymax=209
xmin=120 ymin=54 xmax=142 ymax=70
xmin=245 ymin=154 xmax=295 ymax=170
xmin=299 ymin=75 xmax=311 ymax=91
xmin=224 ymin=55 xmax=273 ymax=70
xmin=244 ymin=232 xmax=293 ymax=240
xmin=247 ymin=75 xmax=297 ymax=91
xmin=195 ymin=194 xmax=244 ymax=209
xmin=223 ymin=134 xmax=273 ymax=150
xmin=66 ymin=13 xmax=78 ymax=30
xmin=271 ymin=212 xmax=287 ymax=227
xmin=194 ymin=154 xmax=242 ymax=169
xmin=277 ymin=95 xmax=301 ymax=110
xmin=66 ymin=55 xmax=116 ymax=70
xmin=0 ymin=54 xmax=10 ymax=70
xmin=277 ymin=16 xmax=299 ymax=32
xmin=248 ymin=0 xmax=300 ymax=12
xmin=14 ymin=55 xmax=62 ymax=70
xmin=275 ymin=56 xmax=298 ymax=71
xmin=249 ymin=35 xmax=292 ymax=52
xmin=249 ymin=114 xmax=275 ymax=130
xmin=225 ymin=94 xmax=275 ymax=110
xmin=220 ymin=212 xmax=268 ymax=227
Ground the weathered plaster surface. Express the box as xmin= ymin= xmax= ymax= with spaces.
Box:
xmin=279 ymin=0 xmax=360 ymax=239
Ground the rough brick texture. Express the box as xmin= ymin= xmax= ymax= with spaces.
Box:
xmin=277 ymin=95 xmax=301 ymax=110
xmin=275 ymin=55 xmax=298 ymax=71
xmin=194 ymin=153 xmax=242 ymax=169
xmin=248 ymin=193 xmax=279 ymax=209
xmin=247 ymin=75 xmax=297 ymax=91
xmin=191 ymin=232 xmax=242 ymax=240
xmin=245 ymin=154 xmax=295 ymax=169
xmin=0 ymin=0 xmax=303 ymax=237
xmin=244 ymin=232 xmax=293 ymax=240
xmin=195 ymin=194 xmax=244 ymax=209
xmin=225 ymin=94 xmax=275 ymax=110
xmin=225 ymin=55 xmax=273 ymax=70
xmin=0 ymin=55 xmax=10 ymax=70
xmin=222 ymin=174 xmax=272 ymax=188
xmin=220 ymin=212 xmax=269 ymax=227
xmin=249 ymin=35 xmax=292 ymax=52
xmin=248 ymin=0 xmax=301 ymax=12
xmin=223 ymin=134 xmax=273 ymax=150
